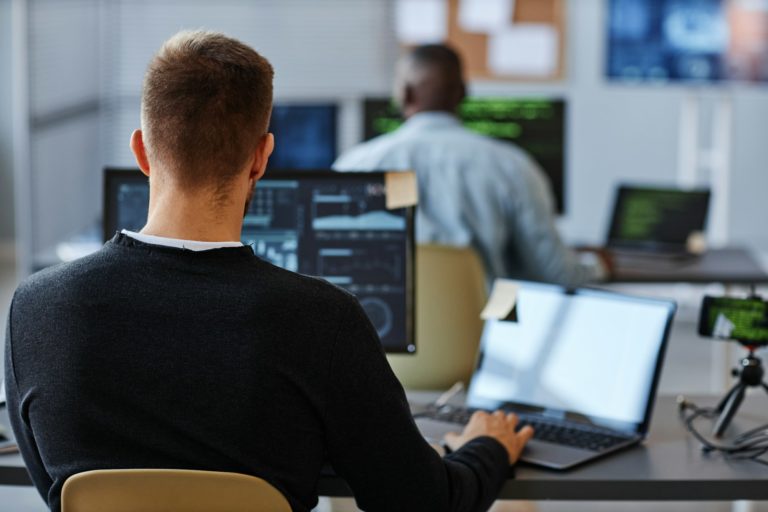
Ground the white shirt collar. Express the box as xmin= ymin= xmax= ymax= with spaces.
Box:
xmin=401 ymin=111 xmax=463 ymax=131
xmin=121 ymin=229 xmax=244 ymax=252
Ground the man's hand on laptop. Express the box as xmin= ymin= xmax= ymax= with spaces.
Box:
xmin=444 ymin=411 xmax=535 ymax=464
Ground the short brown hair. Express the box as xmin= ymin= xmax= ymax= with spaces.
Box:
xmin=141 ymin=30 xmax=274 ymax=189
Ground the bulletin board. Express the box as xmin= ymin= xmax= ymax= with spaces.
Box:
xmin=444 ymin=0 xmax=566 ymax=81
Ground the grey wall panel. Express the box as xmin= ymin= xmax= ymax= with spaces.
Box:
xmin=31 ymin=114 xmax=100 ymax=253
xmin=0 ymin=0 xmax=14 ymax=241
xmin=729 ymin=91 xmax=768 ymax=250
xmin=28 ymin=0 xmax=99 ymax=117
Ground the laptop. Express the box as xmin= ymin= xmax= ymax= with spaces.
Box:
xmin=605 ymin=185 xmax=711 ymax=257
xmin=415 ymin=281 xmax=676 ymax=470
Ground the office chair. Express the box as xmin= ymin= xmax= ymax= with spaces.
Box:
xmin=388 ymin=244 xmax=487 ymax=390
xmin=61 ymin=469 xmax=291 ymax=512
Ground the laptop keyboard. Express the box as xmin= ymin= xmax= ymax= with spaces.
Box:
xmin=420 ymin=406 xmax=631 ymax=452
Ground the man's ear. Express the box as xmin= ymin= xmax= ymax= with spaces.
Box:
xmin=130 ymin=130 xmax=151 ymax=177
xmin=249 ymin=133 xmax=275 ymax=183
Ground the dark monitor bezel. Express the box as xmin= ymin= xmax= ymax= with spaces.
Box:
xmin=102 ymin=167 xmax=416 ymax=354
xmin=466 ymin=281 xmax=677 ymax=437
xmin=606 ymin=184 xmax=712 ymax=253
xmin=103 ymin=167 xmax=148 ymax=243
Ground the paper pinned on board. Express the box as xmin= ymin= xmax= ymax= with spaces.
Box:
xmin=385 ymin=171 xmax=419 ymax=210
xmin=481 ymin=279 xmax=519 ymax=322
xmin=487 ymin=23 xmax=558 ymax=77
xmin=395 ymin=0 xmax=448 ymax=45
xmin=459 ymin=0 xmax=515 ymax=33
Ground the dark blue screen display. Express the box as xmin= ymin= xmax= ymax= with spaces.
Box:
xmin=267 ymin=104 xmax=337 ymax=169
xmin=607 ymin=0 xmax=768 ymax=83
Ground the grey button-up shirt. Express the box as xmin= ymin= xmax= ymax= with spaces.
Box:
xmin=333 ymin=111 xmax=602 ymax=287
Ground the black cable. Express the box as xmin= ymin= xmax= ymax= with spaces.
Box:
xmin=678 ymin=396 xmax=768 ymax=466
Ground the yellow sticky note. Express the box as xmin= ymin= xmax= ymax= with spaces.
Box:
xmin=481 ymin=279 xmax=519 ymax=322
xmin=385 ymin=171 xmax=418 ymax=210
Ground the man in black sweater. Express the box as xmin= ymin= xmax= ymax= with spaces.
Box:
xmin=4 ymin=31 xmax=533 ymax=512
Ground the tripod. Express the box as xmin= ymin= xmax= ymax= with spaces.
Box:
xmin=713 ymin=348 xmax=768 ymax=437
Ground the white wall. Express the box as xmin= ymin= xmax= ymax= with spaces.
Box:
xmin=0 ymin=0 xmax=14 ymax=243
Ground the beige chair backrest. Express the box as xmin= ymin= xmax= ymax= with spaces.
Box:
xmin=388 ymin=244 xmax=487 ymax=390
xmin=61 ymin=469 xmax=291 ymax=512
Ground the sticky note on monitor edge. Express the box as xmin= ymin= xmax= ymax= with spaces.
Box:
xmin=386 ymin=171 xmax=418 ymax=210
xmin=481 ymin=279 xmax=519 ymax=322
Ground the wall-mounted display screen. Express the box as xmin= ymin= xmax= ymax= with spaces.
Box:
xmin=607 ymin=0 xmax=768 ymax=83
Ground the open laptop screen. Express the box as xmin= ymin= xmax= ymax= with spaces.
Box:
xmin=103 ymin=168 xmax=415 ymax=354
xmin=607 ymin=185 xmax=711 ymax=253
xmin=467 ymin=282 xmax=675 ymax=433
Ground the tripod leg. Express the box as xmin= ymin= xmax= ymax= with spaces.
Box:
xmin=714 ymin=384 xmax=747 ymax=438
xmin=715 ymin=383 xmax=741 ymax=413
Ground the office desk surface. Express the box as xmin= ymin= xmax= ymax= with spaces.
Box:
xmin=3 ymin=395 xmax=768 ymax=500
xmin=611 ymin=247 xmax=768 ymax=284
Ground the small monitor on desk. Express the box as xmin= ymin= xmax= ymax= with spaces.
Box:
xmin=103 ymin=168 xmax=415 ymax=353
xmin=267 ymin=103 xmax=338 ymax=170
xmin=363 ymin=97 xmax=567 ymax=213
xmin=606 ymin=185 xmax=711 ymax=254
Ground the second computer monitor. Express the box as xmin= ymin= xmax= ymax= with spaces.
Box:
xmin=103 ymin=168 xmax=415 ymax=354
xmin=246 ymin=171 xmax=415 ymax=353
xmin=267 ymin=103 xmax=338 ymax=170
xmin=363 ymin=97 xmax=567 ymax=213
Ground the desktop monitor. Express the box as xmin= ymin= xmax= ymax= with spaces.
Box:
xmin=606 ymin=185 xmax=711 ymax=253
xmin=606 ymin=0 xmax=768 ymax=83
xmin=103 ymin=168 xmax=415 ymax=353
xmin=363 ymin=97 xmax=567 ymax=213
xmin=267 ymin=104 xmax=338 ymax=170
xmin=103 ymin=168 xmax=150 ymax=241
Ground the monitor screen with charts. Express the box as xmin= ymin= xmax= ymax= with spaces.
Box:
xmin=606 ymin=0 xmax=768 ymax=83
xmin=103 ymin=168 xmax=415 ymax=353
xmin=467 ymin=281 xmax=676 ymax=433
xmin=267 ymin=104 xmax=338 ymax=170
xmin=606 ymin=185 xmax=711 ymax=253
xmin=363 ymin=97 xmax=567 ymax=213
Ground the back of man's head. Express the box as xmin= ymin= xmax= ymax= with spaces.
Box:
xmin=396 ymin=44 xmax=466 ymax=116
xmin=141 ymin=31 xmax=274 ymax=190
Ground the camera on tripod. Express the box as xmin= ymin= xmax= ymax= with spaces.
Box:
xmin=699 ymin=295 xmax=768 ymax=345
xmin=698 ymin=294 xmax=768 ymax=437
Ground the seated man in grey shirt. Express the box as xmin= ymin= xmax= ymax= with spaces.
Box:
xmin=334 ymin=45 xmax=611 ymax=287
xmin=5 ymin=31 xmax=533 ymax=512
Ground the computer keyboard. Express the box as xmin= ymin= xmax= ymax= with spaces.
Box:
xmin=419 ymin=406 xmax=630 ymax=452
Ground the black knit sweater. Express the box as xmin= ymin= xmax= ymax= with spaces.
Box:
xmin=5 ymin=233 xmax=508 ymax=512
